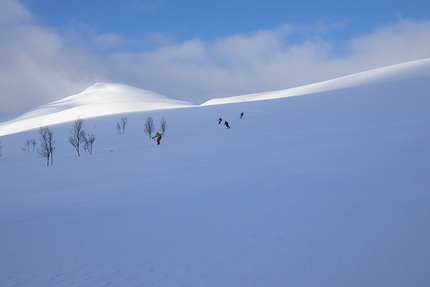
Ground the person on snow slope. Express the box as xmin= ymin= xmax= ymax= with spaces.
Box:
xmin=152 ymin=132 xmax=163 ymax=145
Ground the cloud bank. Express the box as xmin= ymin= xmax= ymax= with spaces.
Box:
xmin=1 ymin=0 xmax=430 ymax=113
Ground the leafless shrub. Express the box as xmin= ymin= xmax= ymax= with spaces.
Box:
xmin=37 ymin=126 xmax=56 ymax=166
xmin=84 ymin=133 xmax=96 ymax=155
xmin=68 ymin=119 xmax=86 ymax=157
xmin=144 ymin=117 xmax=155 ymax=139
xmin=160 ymin=117 xmax=167 ymax=136
xmin=120 ymin=117 xmax=128 ymax=134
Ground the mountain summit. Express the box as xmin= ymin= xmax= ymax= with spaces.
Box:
xmin=1 ymin=58 xmax=430 ymax=136
xmin=0 ymin=83 xmax=194 ymax=136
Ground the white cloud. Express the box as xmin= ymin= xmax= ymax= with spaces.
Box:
xmin=1 ymin=1 xmax=430 ymax=114
xmin=120 ymin=19 xmax=430 ymax=103
xmin=147 ymin=40 xmax=208 ymax=64
xmin=0 ymin=0 xmax=31 ymax=24
xmin=0 ymin=0 xmax=100 ymax=113
xmin=94 ymin=33 xmax=127 ymax=51
xmin=347 ymin=19 xmax=430 ymax=69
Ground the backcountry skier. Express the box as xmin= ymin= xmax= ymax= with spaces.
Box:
xmin=152 ymin=132 xmax=163 ymax=145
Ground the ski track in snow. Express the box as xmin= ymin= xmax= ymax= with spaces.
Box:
xmin=1 ymin=59 xmax=430 ymax=286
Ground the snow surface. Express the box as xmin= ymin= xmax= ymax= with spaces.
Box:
xmin=202 ymin=57 xmax=430 ymax=106
xmin=0 ymin=83 xmax=194 ymax=136
xmin=1 ymin=59 xmax=430 ymax=286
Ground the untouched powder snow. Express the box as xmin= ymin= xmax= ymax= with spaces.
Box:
xmin=1 ymin=60 xmax=430 ymax=286
xmin=202 ymin=57 xmax=430 ymax=105
xmin=0 ymin=83 xmax=194 ymax=136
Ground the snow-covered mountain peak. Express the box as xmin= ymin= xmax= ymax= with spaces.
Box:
xmin=52 ymin=82 xmax=193 ymax=109
xmin=0 ymin=83 xmax=195 ymax=136
xmin=2 ymin=58 xmax=430 ymax=136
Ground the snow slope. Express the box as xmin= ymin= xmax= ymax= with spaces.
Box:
xmin=0 ymin=83 xmax=194 ymax=136
xmin=1 ymin=59 xmax=430 ymax=286
xmin=202 ymin=57 xmax=430 ymax=105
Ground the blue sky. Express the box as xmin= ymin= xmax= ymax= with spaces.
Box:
xmin=22 ymin=0 xmax=429 ymax=47
xmin=1 ymin=0 xmax=430 ymax=113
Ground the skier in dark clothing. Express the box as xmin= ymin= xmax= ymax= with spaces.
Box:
xmin=218 ymin=118 xmax=222 ymax=124
xmin=224 ymin=121 xmax=230 ymax=129
xmin=240 ymin=112 xmax=244 ymax=119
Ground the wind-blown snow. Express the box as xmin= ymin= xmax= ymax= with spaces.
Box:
xmin=1 ymin=59 xmax=430 ymax=286
xmin=202 ymin=57 xmax=430 ymax=105
xmin=0 ymin=83 xmax=194 ymax=136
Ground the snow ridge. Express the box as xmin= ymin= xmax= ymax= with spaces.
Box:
xmin=202 ymin=57 xmax=430 ymax=105
xmin=1 ymin=58 xmax=430 ymax=136
xmin=0 ymin=83 xmax=195 ymax=136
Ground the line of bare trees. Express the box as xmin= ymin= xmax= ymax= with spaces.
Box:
xmin=1 ymin=115 xmax=167 ymax=164
xmin=1 ymin=130 xmax=53 ymax=163
xmin=33 ymin=119 xmax=97 ymax=166
xmin=144 ymin=116 xmax=167 ymax=138
xmin=69 ymin=119 xmax=96 ymax=156
xmin=117 ymin=116 xmax=166 ymax=139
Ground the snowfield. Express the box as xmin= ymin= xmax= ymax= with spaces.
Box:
xmin=1 ymin=59 xmax=430 ymax=286
xmin=0 ymin=83 xmax=194 ymax=137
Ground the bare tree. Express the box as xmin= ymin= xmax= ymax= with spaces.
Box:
xmin=120 ymin=117 xmax=128 ymax=134
xmin=30 ymin=138 xmax=37 ymax=151
xmin=25 ymin=139 xmax=30 ymax=152
xmin=0 ymin=140 xmax=3 ymax=157
xmin=21 ymin=138 xmax=37 ymax=153
xmin=68 ymin=118 xmax=86 ymax=157
xmin=38 ymin=127 xmax=50 ymax=166
xmin=116 ymin=122 xmax=121 ymax=134
xmin=48 ymin=131 xmax=55 ymax=166
xmin=37 ymin=126 xmax=56 ymax=166
xmin=144 ymin=117 xmax=155 ymax=138
xmin=84 ymin=133 xmax=96 ymax=155
xmin=21 ymin=139 xmax=30 ymax=153
xmin=160 ymin=116 xmax=167 ymax=136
